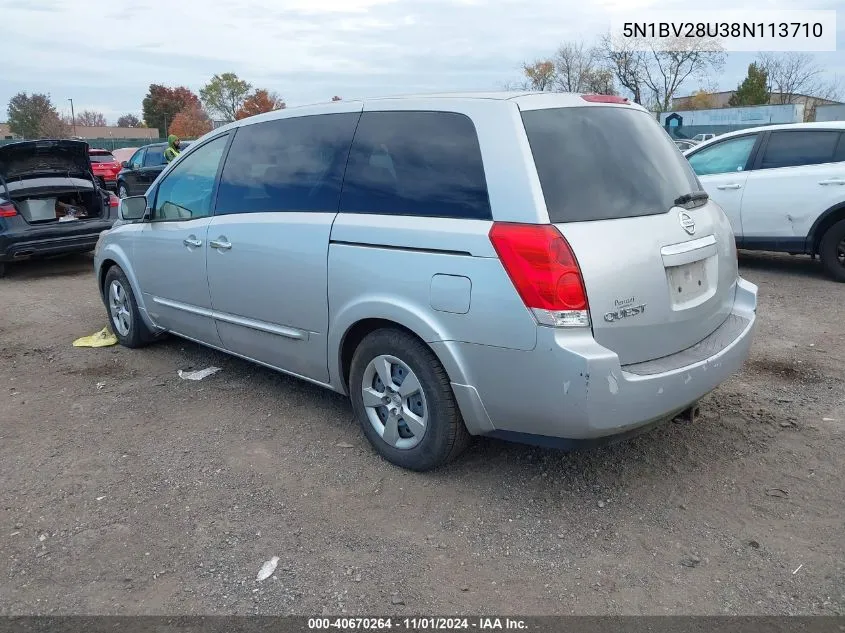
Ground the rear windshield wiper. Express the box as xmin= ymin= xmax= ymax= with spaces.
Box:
xmin=673 ymin=191 xmax=709 ymax=209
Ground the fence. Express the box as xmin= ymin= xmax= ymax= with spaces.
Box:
xmin=0 ymin=137 xmax=183 ymax=149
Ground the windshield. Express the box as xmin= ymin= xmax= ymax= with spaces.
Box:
xmin=89 ymin=152 xmax=116 ymax=163
xmin=521 ymin=106 xmax=701 ymax=223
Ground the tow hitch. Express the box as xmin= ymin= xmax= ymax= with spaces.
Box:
xmin=673 ymin=403 xmax=701 ymax=424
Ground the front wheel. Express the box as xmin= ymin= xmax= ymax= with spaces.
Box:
xmin=819 ymin=219 xmax=845 ymax=282
xmin=103 ymin=266 xmax=155 ymax=348
xmin=349 ymin=328 xmax=471 ymax=471
xmin=117 ymin=183 xmax=129 ymax=199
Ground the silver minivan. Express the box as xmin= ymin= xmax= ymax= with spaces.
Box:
xmin=94 ymin=92 xmax=758 ymax=471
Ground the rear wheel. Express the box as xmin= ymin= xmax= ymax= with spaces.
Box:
xmin=103 ymin=265 xmax=155 ymax=348
xmin=819 ymin=219 xmax=845 ymax=282
xmin=349 ymin=328 xmax=471 ymax=471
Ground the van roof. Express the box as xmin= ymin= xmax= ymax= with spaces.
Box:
xmin=208 ymin=91 xmax=645 ymax=135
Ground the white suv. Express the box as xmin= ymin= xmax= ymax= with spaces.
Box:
xmin=684 ymin=122 xmax=845 ymax=281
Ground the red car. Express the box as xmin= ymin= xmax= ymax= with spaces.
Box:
xmin=88 ymin=148 xmax=121 ymax=191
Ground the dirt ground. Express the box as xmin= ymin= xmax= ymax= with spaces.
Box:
xmin=0 ymin=252 xmax=843 ymax=616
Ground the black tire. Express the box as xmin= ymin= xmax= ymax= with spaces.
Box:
xmin=819 ymin=219 xmax=845 ymax=282
xmin=102 ymin=265 xmax=156 ymax=348
xmin=349 ymin=328 xmax=471 ymax=471
xmin=117 ymin=182 xmax=129 ymax=199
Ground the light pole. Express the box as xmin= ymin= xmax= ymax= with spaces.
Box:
xmin=67 ymin=98 xmax=76 ymax=137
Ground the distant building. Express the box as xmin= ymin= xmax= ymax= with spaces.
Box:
xmin=70 ymin=125 xmax=158 ymax=140
xmin=0 ymin=124 xmax=158 ymax=141
xmin=660 ymin=103 xmax=805 ymax=127
xmin=671 ymin=91 xmax=841 ymax=120
xmin=814 ymin=104 xmax=845 ymax=122
xmin=0 ymin=123 xmax=20 ymax=140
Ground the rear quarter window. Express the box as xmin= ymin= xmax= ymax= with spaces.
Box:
xmin=521 ymin=106 xmax=701 ymax=223
xmin=339 ymin=111 xmax=491 ymax=220
xmin=759 ymin=130 xmax=841 ymax=169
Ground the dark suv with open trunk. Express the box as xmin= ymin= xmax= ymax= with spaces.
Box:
xmin=0 ymin=139 xmax=118 ymax=277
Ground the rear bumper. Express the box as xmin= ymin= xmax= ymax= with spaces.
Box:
xmin=0 ymin=222 xmax=113 ymax=261
xmin=434 ymin=277 xmax=758 ymax=441
xmin=94 ymin=175 xmax=117 ymax=189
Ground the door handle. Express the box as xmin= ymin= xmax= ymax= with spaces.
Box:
xmin=716 ymin=183 xmax=742 ymax=190
xmin=818 ymin=179 xmax=845 ymax=185
xmin=183 ymin=237 xmax=202 ymax=248
xmin=209 ymin=237 xmax=232 ymax=250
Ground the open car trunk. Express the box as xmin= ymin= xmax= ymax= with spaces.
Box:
xmin=0 ymin=140 xmax=107 ymax=225
xmin=8 ymin=177 xmax=106 ymax=224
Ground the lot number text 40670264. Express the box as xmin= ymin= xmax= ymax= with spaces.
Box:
xmin=307 ymin=617 xmax=528 ymax=630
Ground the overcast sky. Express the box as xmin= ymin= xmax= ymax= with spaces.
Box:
xmin=2 ymin=0 xmax=843 ymax=123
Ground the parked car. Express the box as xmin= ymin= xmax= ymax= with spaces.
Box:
xmin=0 ymin=139 xmax=119 ymax=277
xmin=691 ymin=133 xmax=716 ymax=143
xmin=684 ymin=122 xmax=845 ymax=281
xmin=95 ymin=92 xmax=758 ymax=470
xmin=111 ymin=147 xmax=137 ymax=165
xmin=89 ymin=148 xmax=121 ymax=191
xmin=674 ymin=139 xmax=698 ymax=151
xmin=116 ymin=141 xmax=191 ymax=199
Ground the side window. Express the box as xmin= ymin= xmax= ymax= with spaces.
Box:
xmin=215 ymin=113 xmax=359 ymax=215
xmin=339 ymin=111 xmax=491 ymax=220
xmin=687 ymin=135 xmax=758 ymax=176
xmin=759 ymin=131 xmax=840 ymax=170
xmin=152 ymin=135 xmax=228 ymax=222
xmin=835 ymin=135 xmax=845 ymax=163
xmin=128 ymin=149 xmax=145 ymax=169
xmin=144 ymin=145 xmax=165 ymax=167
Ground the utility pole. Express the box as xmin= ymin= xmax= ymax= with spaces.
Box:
xmin=68 ymin=98 xmax=76 ymax=136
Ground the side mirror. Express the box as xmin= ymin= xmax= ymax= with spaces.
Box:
xmin=118 ymin=195 xmax=147 ymax=221
xmin=121 ymin=161 xmax=130 ymax=169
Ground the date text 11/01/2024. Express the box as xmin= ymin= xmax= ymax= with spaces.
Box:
xmin=307 ymin=617 xmax=528 ymax=630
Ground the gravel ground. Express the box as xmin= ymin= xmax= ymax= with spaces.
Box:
xmin=0 ymin=251 xmax=843 ymax=615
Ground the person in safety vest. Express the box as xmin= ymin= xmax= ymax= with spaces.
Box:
xmin=164 ymin=135 xmax=181 ymax=163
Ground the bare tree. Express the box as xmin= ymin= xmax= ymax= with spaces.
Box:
xmin=515 ymin=44 xmax=616 ymax=95
xmin=76 ymin=110 xmax=108 ymax=126
xmin=600 ymin=34 xmax=723 ymax=110
xmin=553 ymin=41 xmax=600 ymax=92
xmin=757 ymin=52 xmax=843 ymax=120
xmin=599 ymin=34 xmax=646 ymax=104
xmin=757 ymin=52 xmax=840 ymax=103
xmin=641 ymin=38 xmax=725 ymax=112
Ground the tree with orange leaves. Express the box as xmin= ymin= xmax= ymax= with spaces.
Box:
xmin=169 ymin=104 xmax=212 ymax=139
xmin=235 ymin=89 xmax=286 ymax=120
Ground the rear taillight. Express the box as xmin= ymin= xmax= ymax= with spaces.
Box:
xmin=0 ymin=202 xmax=17 ymax=218
xmin=109 ymin=194 xmax=119 ymax=208
xmin=489 ymin=223 xmax=590 ymax=328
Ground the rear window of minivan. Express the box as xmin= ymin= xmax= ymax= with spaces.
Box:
xmin=521 ymin=106 xmax=701 ymax=223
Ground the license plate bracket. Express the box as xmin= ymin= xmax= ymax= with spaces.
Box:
xmin=667 ymin=259 xmax=709 ymax=306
